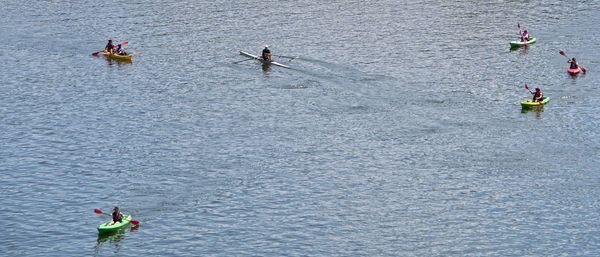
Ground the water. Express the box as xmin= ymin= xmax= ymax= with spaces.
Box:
xmin=2 ymin=0 xmax=600 ymax=256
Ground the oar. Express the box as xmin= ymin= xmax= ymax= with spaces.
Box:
xmin=94 ymin=209 xmax=140 ymax=226
xmin=517 ymin=22 xmax=521 ymax=35
xmin=276 ymin=55 xmax=298 ymax=59
xmin=559 ymin=50 xmax=587 ymax=74
xmin=234 ymin=58 xmax=254 ymax=64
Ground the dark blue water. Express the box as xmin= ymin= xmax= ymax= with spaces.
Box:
xmin=2 ymin=0 xmax=600 ymax=256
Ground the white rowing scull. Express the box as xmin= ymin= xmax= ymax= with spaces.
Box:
xmin=239 ymin=51 xmax=290 ymax=69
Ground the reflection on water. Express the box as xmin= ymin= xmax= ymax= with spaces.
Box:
xmin=94 ymin=229 xmax=125 ymax=256
xmin=569 ymin=72 xmax=583 ymax=79
xmin=92 ymin=55 xmax=133 ymax=65
xmin=509 ymin=45 xmax=533 ymax=54
xmin=94 ymin=226 xmax=139 ymax=256
xmin=261 ymin=63 xmax=271 ymax=74
xmin=97 ymin=229 xmax=126 ymax=245
xmin=521 ymin=105 xmax=545 ymax=118
xmin=105 ymin=57 xmax=132 ymax=65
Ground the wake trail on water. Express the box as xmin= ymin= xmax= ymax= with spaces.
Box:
xmin=268 ymin=56 xmax=410 ymax=115
xmin=289 ymin=57 xmax=399 ymax=98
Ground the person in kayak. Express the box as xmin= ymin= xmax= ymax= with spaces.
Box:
xmin=531 ymin=87 xmax=544 ymax=102
xmin=116 ymin=44 xmax=127 ymax=56
xmin=111 ymin=206 xmax=123 ymax=224
xmin=104 ymin=39 xmax=115 ymax=53
xmin=261 ymin=45 xmax=272 ymax=61
xmin=568 ymin=58 xmax=578 ymax=69
xmin=520 ymin=30 xmax=530 ymax=42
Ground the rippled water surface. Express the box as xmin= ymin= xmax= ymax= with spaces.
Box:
xmin=2 ymin=0 xmax=600 ymax=256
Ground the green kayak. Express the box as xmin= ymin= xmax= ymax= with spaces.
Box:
xmin=510 ymin=37 xmax=536 ymax=48
xmin=521 ymin=96 xmax=550 ymax=107
xmin=98 ymin=214 xmax=132 ymax=234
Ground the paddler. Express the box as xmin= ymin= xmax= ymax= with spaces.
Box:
xmin=531 ymin=87 xmax=544 ymax=102
xmin=520 ymin=30 xmax=530 ymax=42
xmin=104 ymin=39 xmax=115 ymax=53
xmin=116 ymin=44 xmax=127 ymax=56
xmin=111 ymin=206 xmax=123 ymax=224
xmin=568 ymin=58 xmax=578 ymax=69
xmin=261 ymin=45 xmax=272 ymax=61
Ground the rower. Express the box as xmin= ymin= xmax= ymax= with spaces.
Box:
xmin=104 ymin=39 xmax=115 ymax=53
xmin=262 ymin=45 xmax=272 ymax=61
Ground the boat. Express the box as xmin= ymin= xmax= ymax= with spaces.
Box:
xmin=239 ymin=51 xmax=290 ymax=68
xmin=103 ymin=51 xmax=133 ymax=61
xmin=521 ymin=96 xmax=550 ymax=107
xmin=567 ymin=67 xmax=581 ymax=75
xmin=98 ymin=214 xmax=132 ymax=234
xmin=510 ymin=37 xmax=537 ymax=48
xmin=97 ymin=228 xmax=126 ymax=244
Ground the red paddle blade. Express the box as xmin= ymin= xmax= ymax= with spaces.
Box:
xmin=132 ymin=51 xmax=141 ymax=56
xmin=524 ymin=84 xmax=529 ymax=90
xmin=581 ymin=67 xmax=587 ymax=74
xmin=94 ymin=209 xmax=104 ymax=214
xmin=131 ymin=220 xmax=140 ymax=226
xmin=120 ymin=41 xmax=128 ymax=46
xmin=91 ymin=51 xmax=100 ymax=56
xmin=559 ymin=50 xmax=566 ymax=56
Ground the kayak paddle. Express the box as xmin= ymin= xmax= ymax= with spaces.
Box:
xmin=94 ymin=208 xmax=140 ymax=226
xmin=524 ymin=84 xmax=533 ymax=94
xmin=559 ymin=50 xmax=587 ymax=74
xmin=524 ymin=84 xmax=545 ymax=102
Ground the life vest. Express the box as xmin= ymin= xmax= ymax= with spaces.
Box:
xmin=569 ymin=62 xmax=578 ymax=69
xmin=533 ymin=90 xmax=543 ymax=100
xmin=105 ymin=43 xmax=115 ymax=51
xmin=112 ymin=212 xmax=123 ymax=223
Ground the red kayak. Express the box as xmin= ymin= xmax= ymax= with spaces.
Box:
xmin=568 ymin=67 xmax=581 ymax=75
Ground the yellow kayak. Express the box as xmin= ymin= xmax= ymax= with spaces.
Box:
xmin=521 ymin=96 xmax=550 ymax=107
xmin=103 ymin=51 xmax=133 ymax=61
